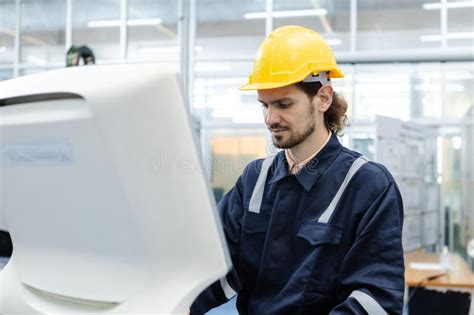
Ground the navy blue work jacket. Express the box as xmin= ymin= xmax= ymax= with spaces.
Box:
xmin=191 ymin=133 xmax=405 ymax=315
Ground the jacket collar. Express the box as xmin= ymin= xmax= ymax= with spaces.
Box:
xmin=268 ymin=132 xmax=342 ymax=191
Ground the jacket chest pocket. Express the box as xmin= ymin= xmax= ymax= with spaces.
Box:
xmin=295 ymin=222 xmax=343 ymax=296
xmin=297 ymin=222 xmax=342 ymax=246
xmin=240 ymin=211 xmax=271 ymax=270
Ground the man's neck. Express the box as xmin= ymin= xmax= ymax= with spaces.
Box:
xmin=287 ymin=128 xmax=330 ymax=163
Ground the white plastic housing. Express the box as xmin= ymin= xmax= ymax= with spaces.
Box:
xmin=0 ymin=64 xmax=231 ymax=314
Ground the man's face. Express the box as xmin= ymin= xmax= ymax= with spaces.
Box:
xmin=258 ymin=84 xmax=318 ymax=149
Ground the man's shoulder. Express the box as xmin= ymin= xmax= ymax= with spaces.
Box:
xmin=238 ymin=152 xmax=283 ymax=189
xmin=241 ymin=157 xmax=264 ymax=178
xmin=340 ymin=147 xmax=395 ymax=189
xmin=242 ymin=152 xmax=282 ymax=176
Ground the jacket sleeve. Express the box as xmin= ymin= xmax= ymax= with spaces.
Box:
xmin=190 ymin=174 xmax=245 ymax=315
xmin=329 ymin=182 xmax=405 ymax=315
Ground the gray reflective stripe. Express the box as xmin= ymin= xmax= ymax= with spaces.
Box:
xmin=219 ymin=277 xmax=237 ymax=300
xmin=318 ymin=156 xmax=368 ymax=223
xmin=248 ymin=155 xmax=276 ymax=213
xmin=349 ymin=290 xmax=387 ymax=315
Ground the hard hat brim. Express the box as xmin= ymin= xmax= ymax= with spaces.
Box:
xmin=239 ymin=68 xmax=344 ymax=91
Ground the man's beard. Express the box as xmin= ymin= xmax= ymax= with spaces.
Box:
xmin=272 ymin=120 xmax=315 ymax=149
xmin=270 ymin=103 xmax=316 ymax=149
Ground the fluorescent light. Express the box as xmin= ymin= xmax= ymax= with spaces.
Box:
xmin=446 ymin=84 xmax=465 ymax=92
xmin=415 ymin=83 xmax=465 ymax=92
xmin=232 ymin=112 xmax=263 ymax=124
xmin=0 ymin=46 xmax=7 ymax=53
xmin=423 ymin=1 xmax=474 ymax=9
xmin=325 ymin=39 xmax=342 ymax=46
xmin=416 ymin=72 xmax=474 ymax=80
xmin=139 ymin=46 xmax=179 ymax=53
xmin=420 ymin=34 xmax=443 ymax=41
xmin=244 ymin=9 xmax=327 ymax=19
xmin=27 ymin=55 xmax=46 ymax=66
xmin=194 ymin=87 xmax=216 ymax=97
xmin=447 ymin=32 xmax=474 ymax=39
xmin=88 ymin=20 xmax=120 ymax=28
xmin=138 ymin=45 xmax=202 ymax=53
xmin=452 ymin=136 xmax=462 ymax=150
xmin=211 ymin=108 xmax=236 ymax=118
xmin=194 ymin=62 xmax=232 ymax=72
xmin=88 ymin=18 xmax=162 ymax=28
xmin=446 ymin=72 xmax=474 ymax=80
xmin=420 ymin=32 xmax=474 ymax=41
xmin=127 ymin=18 xmax=162 ymax=26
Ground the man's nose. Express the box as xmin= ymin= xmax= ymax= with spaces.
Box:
xmin=264 ymin=107 xmax=281 ymax=126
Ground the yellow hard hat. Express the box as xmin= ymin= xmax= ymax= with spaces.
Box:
xmin=240 ymin=25 xmax=344 ymax=91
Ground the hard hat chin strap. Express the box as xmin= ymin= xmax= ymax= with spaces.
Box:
xmin=302 ymin=71 xmax=331 ymax=86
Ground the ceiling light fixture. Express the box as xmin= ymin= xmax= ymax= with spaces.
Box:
xmin=244 ymin=9 xmax=327 ymax=19
xmin=325 ymin=39 xmax=342 ymax=46
xmin=87 ymin=18 xmax=162 ymax=28
xmin=423 ymin=1 xmax=474 ymax=9
xmin=138 ymin=45 xmax=202 ymax=53
xmin=194 ymin=63 xmax=233 ymax=72
xmin=26 ymin=56 xmax=47 ymax=66
xmin=420 ymin=32 xmax=474 ymax=41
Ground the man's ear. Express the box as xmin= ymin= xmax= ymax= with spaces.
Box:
xmin=316 ymin=85 xmax=333 ymax=112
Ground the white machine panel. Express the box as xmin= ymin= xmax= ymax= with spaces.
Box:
xmin=375 ymin=116 xmax=440 ymax=251
xmin=0 ymin=64 xmax=231 ymax=314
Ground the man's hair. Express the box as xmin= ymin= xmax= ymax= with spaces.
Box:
xmin=295 ymin=81 xmax=348 ymax=136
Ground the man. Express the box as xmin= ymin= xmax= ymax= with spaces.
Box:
xmin=191 ymin=25 xmax=404 ymax=315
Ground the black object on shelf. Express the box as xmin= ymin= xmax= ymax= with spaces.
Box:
xmin=407 ymin=286 xmax=471 ymax=315
xmin=0 ymin=231 xmax=12 ymax=257
xmin=66 ymin=45 xmax=96 ymax=67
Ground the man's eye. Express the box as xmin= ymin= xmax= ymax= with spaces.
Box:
xmin=261 ymin=103 xmax=268 ymax=109
xmin=279 ymin=103 xmax=291 ymax=108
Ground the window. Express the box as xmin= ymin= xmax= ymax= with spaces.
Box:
xmin=357 ymin=0 xmax=441 ymax=50
xmin=127 ymin=0 xmax=178 ymax=62
xmin=0 ymin=1 xmax=15 ymax=66
xmin=73 ymin=0 xmax=121 ymax=61
xmin=21 ymin=0 xmax=66 ymax=66
xmin=206 ymin=129 xmax=268 ymax=195
xmin=196 ymin=0 xmax=266 ymax=60
xmin=353 ymin=64 xmax=412 ymax=121
xmin=273 ymin=0 xmax=351 ymax=51
xmin=447 ymin=0 xmax=474 ymax=48
xmin=193 ymin=73 xmax=260 ymax=124
xmin=0 ymin=69 xmax=13 ymax=81
xmin=444 ymin=62 xmax=474 ymax=119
